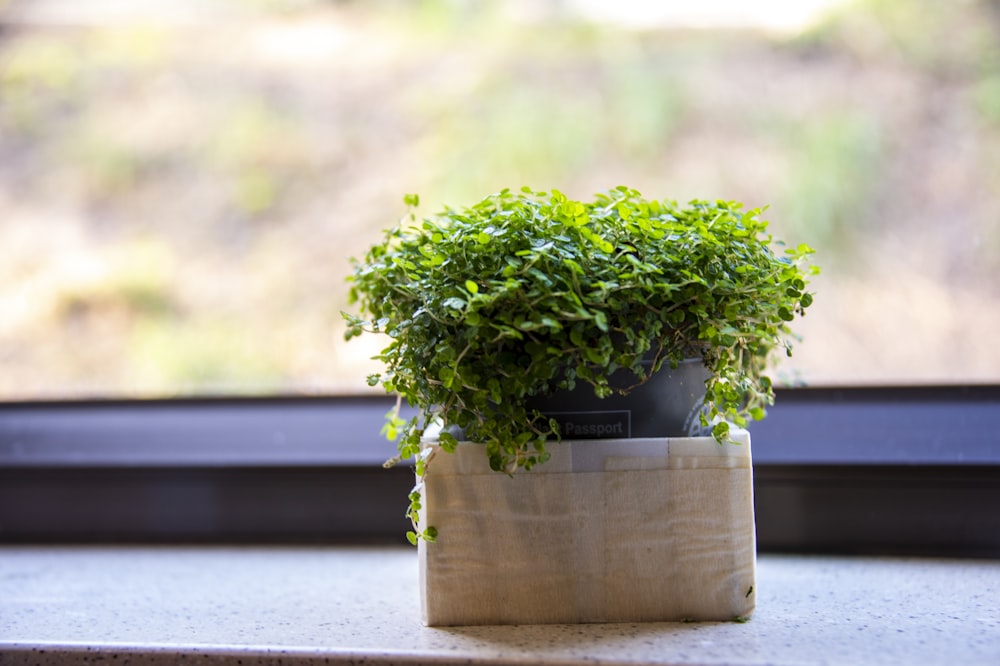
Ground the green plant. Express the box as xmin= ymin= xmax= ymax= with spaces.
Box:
xmin=345 ymin=187 xmax=816 ymax=543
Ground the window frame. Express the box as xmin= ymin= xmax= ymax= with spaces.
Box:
xmin=1 ymin=387 xmax=998 ymax=556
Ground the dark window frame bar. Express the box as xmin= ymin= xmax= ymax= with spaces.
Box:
xmin=1 ymin=386 xmax=998 ymax=556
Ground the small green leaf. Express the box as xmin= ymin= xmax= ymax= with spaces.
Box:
xmin=465 ymin=280 xmax=479 ymax=294
xmin=437 ymin=366 xmax=455 ymax=388
xmin=438 ymin=430 xmax=458 ymax=452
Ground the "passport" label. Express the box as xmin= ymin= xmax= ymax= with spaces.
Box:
xmin=544 ymin=410 xmax=632 ymax=439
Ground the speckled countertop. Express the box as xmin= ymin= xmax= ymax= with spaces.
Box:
xmin=0 ymin=546 xmax=997 ymax=665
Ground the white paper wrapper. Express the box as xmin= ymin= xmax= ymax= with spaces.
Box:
xmin=418 ymin=432 xmax=757 ymax=626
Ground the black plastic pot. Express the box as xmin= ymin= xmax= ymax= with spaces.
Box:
xmin=526 ymin=358 xmax=712 ymax=439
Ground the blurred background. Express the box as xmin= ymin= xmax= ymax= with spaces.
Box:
xmin=1 ymin=0 xmax=998 ymax=399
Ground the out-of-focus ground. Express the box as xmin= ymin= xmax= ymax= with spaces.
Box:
xmin=1 ymin=0 xmax=999 ymax=399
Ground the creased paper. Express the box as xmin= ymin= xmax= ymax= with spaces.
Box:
xmin=419 ymin=433 xmax=756 ymax=626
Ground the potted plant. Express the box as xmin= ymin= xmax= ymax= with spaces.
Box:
xmin=344 ymin=186 xmax=816 ymax=625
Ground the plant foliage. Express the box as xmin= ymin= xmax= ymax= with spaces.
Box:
xmin=345 ymin=186 xmax=817 ymax=541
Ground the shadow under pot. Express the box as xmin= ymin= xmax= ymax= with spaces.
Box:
xmin=526 ymin=357 xmax=712 ymax=439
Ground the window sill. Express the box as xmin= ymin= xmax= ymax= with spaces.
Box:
xmin=1 ymin=546 xmax=997 ymax=665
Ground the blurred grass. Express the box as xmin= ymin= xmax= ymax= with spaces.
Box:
xmin=0 ymin=36 xmax=83 ymax=131
xmin=777 ymin=112 xmax=885 ymax=258
xmin=1 ymin=0 xmax=1000 ymax=397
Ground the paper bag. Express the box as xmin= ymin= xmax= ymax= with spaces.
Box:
xmin=419 ymin=432 xmax=756 ymax=626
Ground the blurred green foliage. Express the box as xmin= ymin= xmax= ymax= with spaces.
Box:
xmin=777 ymin=113 xmax=885 ymax=257
xmin=207 ymin=103 xmax=302 ymax=215
xmin=131 ymin=318 xmax=286 ymax=392
xmin=0 ymin=37 xmax=83 ymax=131
xmin=1 ymin=0 xmax=1000 ymax=396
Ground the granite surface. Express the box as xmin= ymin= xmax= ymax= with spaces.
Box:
xmin=0 ymin=546 xmax=998 ymax=665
